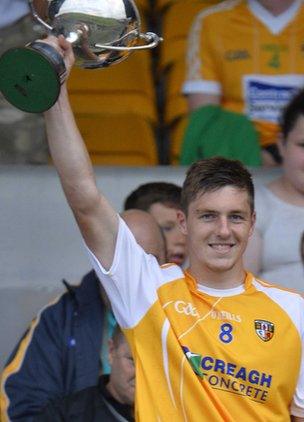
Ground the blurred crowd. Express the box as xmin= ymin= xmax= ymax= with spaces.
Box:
xmin=2 ymin=0 xmax=304 ymax=166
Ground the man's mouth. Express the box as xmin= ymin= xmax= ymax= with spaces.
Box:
xmin=169 ymin=253 xmax=185 ymax=265
xmin=208 ymin=243 xmax=235 ymax=253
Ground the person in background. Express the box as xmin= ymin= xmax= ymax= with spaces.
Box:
xmin=245 ymin=88 xmax=304 ymax=291
xmin=1 ymin=209 xmax=165 ymax=421
xmin=182 ymin=0 xmax=304 ymax=166
xmin=34 ymin=327 xmax=135 ymax=422
xmin=124 ymin=182 xmax=187 ymax=266
xmin=0 ymin=0 xmax=48 ymax=163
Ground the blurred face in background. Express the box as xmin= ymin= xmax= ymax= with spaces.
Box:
xmin=279 ymin=114 xmax=304 ymax=196
xmin=107 ymin=336 xmax=135 ymax=405
xmin=149 ymin=202 xmax=187 ymax=266
xmin=122 ymin=209 xmax=166 ymax=265
xmin=256 ymin=0 xmax=296 ymax=15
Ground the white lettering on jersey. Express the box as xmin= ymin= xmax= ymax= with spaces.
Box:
xmin=174 ymin=301 xmax=199 ymax=317
xmin=210 ymin=310 xmax=242 ymax=323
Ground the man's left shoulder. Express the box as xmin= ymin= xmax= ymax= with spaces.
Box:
xmin=252 ymin=276 xmax=304 ymax=320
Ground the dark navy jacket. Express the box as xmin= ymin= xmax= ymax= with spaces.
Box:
xmin=34 ymin=375 xmax=134 ymax=422
xmin=1 ymin=271 xmax=105 ymax=422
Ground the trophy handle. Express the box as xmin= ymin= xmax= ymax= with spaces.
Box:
xmin=28 ymin=0 xmax=54 ymax=32
xmin=95 ymin=32 xmax=163 ymax=51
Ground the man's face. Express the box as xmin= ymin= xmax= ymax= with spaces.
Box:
xmin=280 ymin=114 xmax=304 ymax=196
xmin=107 ymin=338 xmax=135 ymax=405
xmin=149 ymin=202 xmax=187 ymax=266
xmin=178 ymin=186 xmax=255 ymax=277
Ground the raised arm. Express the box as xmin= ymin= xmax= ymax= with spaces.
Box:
xmin=43 ymin=35 xmax=118 ymax=270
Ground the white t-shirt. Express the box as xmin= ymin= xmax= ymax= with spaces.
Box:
xmin=255 ymin=185 xmax=304 ymax=289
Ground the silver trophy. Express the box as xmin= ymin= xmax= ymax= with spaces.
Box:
xmin=0 ymin=0 xmax=162 ymax=113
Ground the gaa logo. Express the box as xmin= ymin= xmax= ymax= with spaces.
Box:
xmin=254 ymin=320 xmax=274 ymax=342
xmin=174 ymin=301 xmax=199 ymax=317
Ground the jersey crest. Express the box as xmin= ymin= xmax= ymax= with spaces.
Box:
xmin=254 ymin=319 xmax=275 ymax=342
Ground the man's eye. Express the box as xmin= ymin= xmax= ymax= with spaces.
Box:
xmin=200 ymin=214 xmax=215 ymax=220
xmin=230 ymin=214 xmax=244 ymax=221
xmin=161 ymin=226 xmax=173 ymax=232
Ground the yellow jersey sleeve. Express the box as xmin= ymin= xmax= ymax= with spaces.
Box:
xmin=184 ymin=4 xmax=222 ymax=94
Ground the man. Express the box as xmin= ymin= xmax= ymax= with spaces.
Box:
xmin=124 ymin=182 xmax=187 ymax=266
xmin=25 ymin=35 xmax=304 ymax=420
xmin=34 ymin=327 xmax=135 ymax=422
xmin=182 ymin=0 xmax=304 ymax=166
xmin=1 ymin=209 xmax=165 ymax=421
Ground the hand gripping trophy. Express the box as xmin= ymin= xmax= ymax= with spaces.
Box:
xmin=0 ymin=0 xmax=162 ymax=113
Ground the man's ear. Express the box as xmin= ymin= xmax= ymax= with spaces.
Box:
xmin=177 ymin=210 xmax=188 ymax=235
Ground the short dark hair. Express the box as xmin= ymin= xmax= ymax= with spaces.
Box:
xmin=181 ymin=157 xmax=255 ymax=214
xmin=280 ymin=89 xmax=304 ymax=142
xmin=124 ymin=182 xmax=182 ymax=211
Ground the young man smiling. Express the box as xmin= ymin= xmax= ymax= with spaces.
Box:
xmin=39 ymin=36 xmax=304 ymax=421
xmin=178 ymin=160 xmax=255 ymax=286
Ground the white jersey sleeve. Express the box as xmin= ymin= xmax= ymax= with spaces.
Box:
xmin=290 ymin=329 xmax=304 ymax=417
xmin=253 ymin=279 xmax=304 ymax=416
xmin=86 ymin=216 xmax=179 ymax=328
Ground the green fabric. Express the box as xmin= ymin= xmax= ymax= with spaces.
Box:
xmin=101 ymin=310 xmax=117 ymax=375
xmin=180 ymin=105 xmax=262 ymax=166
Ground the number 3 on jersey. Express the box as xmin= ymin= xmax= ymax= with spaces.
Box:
xmin=219 ymin=323 xmax=233 ymax=343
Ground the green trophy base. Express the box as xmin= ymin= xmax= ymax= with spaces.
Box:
xmin=0 ymin=43 xmax=66 ymax=113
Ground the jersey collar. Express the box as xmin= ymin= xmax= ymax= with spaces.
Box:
xmin=197 ymin=284 xmax=245 ymax=297
xmin=185 ymin=270 xmax=254 ymax=297
xmin=248 ymin=0 xmax=302 ymax=34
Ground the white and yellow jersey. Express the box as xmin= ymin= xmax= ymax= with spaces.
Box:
xmin=88 ymin=218 xmax=304 ymax=421
xmin=183 ymin=0 xmax=304 ymax=147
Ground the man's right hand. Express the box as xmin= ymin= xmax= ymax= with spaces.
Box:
xmin=39 ymin=34 xmax=75 ymax=81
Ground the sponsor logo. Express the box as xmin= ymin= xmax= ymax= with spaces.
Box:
xmin=173 ymin=302 xmax=242 ymax=322
xmin=182 ymin=346 xmax=272 ymax=403
xmin=224 ymin=49 xmax=250 ymax=61
xmin=262 ymin=44 xmax=288 ymax=69
xmin=243 ymin=76 xmax=301 ymax=123
xmin=254 ymin=320 xmax=274 ymax=342
xmin=210 ymin=310 xmax=242 ymax=323
xmin=183 ymin=349 xmax=205 ymax=377
xmin=174 ymin=301 xmax=199 ymax=317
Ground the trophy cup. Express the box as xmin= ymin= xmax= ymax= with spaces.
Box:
xmin=0 ymin=0 xmax=162 ymax=113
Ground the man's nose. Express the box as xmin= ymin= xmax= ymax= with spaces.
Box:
xmin=216 ymin=217 xmax=231 ymax=237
